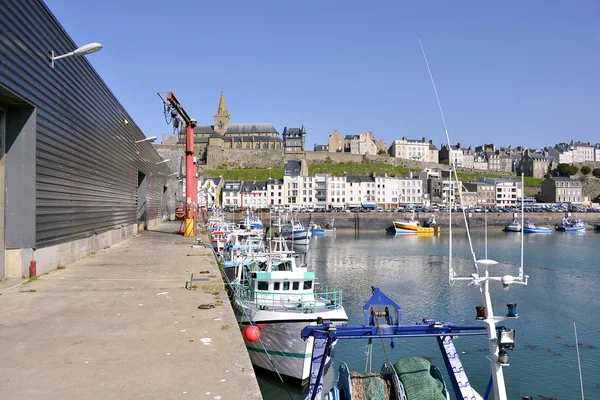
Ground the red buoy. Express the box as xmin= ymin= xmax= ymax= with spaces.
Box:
xmin=244 ymin=325 xmax=261 ymax=342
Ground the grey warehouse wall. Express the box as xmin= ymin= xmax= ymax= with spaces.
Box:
xmin=0 ymin=0 xmax=171 ymax=251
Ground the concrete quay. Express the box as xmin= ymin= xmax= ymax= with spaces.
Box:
xmin=0 ymin=222 xmax=262 ymax=400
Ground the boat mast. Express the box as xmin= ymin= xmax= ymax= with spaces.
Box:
xmin=420 ymin=39 xmax=528 ymax=400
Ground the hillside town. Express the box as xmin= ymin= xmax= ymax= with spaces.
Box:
xmin=163 ymin=93 xmax=600 ymax=179
xmin=158 ymin=93 xmax=599 ymax=212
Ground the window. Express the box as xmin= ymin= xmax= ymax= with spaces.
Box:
xmin=292 ymin=282 xmax=300 ymax=290
xmin=273 ymin=282 xmax=280 ymax=290
xmin=257 ymin=281 xmax=269 ymax=290
xmin=283 ymin=282 xmax=290 ymax=290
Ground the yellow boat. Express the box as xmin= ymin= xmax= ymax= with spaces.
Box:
xmin=393 ymin=214 xmax=439 ymax=234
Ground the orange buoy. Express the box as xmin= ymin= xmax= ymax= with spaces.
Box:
xmin=244 ymin=325 xmax=261 ymax=342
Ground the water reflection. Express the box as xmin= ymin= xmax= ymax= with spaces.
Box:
xmin=257 ymin=228 xmax=600 ymax=400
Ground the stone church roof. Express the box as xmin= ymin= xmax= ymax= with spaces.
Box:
xmin=226 ymin=123 xmax=278 ymax=134
xmin=193 ymin=125 xmax=217 ymax=134
xmin=224 ymin=136 xmax=282 ymax=143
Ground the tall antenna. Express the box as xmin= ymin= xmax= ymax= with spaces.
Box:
xmin=418 ymin=39 xmax=478 ymax=277
xmin=574 ymin=322 xmax=585 ymax=400
xmin=520 ymin=173 xmax=525 ymax=281
xmin=419 ymin=39 xmax=528 ymax=400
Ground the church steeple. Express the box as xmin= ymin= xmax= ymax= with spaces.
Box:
xmin=217 ymin=91 xmax=229 ymax=116
xmin=213 ymin=91 xmax=230 ymax=134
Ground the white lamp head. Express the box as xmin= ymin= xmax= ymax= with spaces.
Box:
xmin=135 ymin=136 xmax=157 ymax=144
xmin=50 ymin=42 xmax=103 ymax=68
xmin=73 ymin=43 xmax=103 ymax=56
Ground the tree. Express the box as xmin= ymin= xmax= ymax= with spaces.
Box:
xmin=377 ymin=149 xmax=387 ymax=155
xmin=581 ymin=166 xmax=591 ymax=175
xmin=593 ymin=168 xmax=600 ymax=178
xmin=557 ymin=163 xmax=578 ymax=176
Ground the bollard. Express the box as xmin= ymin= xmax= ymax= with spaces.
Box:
xmin=29 ymin=260 xmax=37 ymax=278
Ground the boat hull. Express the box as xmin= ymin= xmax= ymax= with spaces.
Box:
xmin=233 ymin=302 xmax=347 ymax=384
xmin=503 ymin=225 xmax=521 ymax=232
xmin=556 ymin=224 xmax=587 ymax=232
xmin=394 ymin=223 xmax=437 ymax=234
xmin=522 ymin=227 xmax=553 ymax=233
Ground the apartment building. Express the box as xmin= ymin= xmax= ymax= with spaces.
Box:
xmin=389 ymin=137 xmax=437 ymax=162
xmin=478 ymin=177 xmax=521 ymax=208
xmin=267 ymin=179 xmax=284 ymax=206
xmin=540 ymin=177 xmax=583 ymax=203
xmin=463 ymin=181 xmax=496 ymax=208
xmin=439 ymin=144 xmax=465 ymax=167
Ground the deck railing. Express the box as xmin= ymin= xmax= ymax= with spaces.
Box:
xmin=230 ymin=283 xmax=343 ymax=313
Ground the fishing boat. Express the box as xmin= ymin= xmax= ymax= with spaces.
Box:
xmin=229 ymin=253 xmax=347 ymax=385
xmin=393 ymin=214 xmax=438 ymax=234
xmin=555 ymin=216 xmax=587 ymax=232
xmin=522 ymin=220 xmax=553 ymax=234
xmin=280 ymin=216 xmax=312 ymax=245
xmin=309 ymin=221 xmax=336 ymax=236
xmin=503 ymin=218 xmax=521 ymax=232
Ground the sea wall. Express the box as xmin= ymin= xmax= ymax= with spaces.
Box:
xmin=224 ymin=212 xmax=600 ymax=231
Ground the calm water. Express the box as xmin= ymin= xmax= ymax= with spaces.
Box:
xmin=257 ymin=228 xmax=600 ymax=400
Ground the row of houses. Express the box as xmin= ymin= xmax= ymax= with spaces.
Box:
xmin=314 ymin=135 xmax=598 ymax=179
xmin=196 ymin=161 xmax=587 ymax=211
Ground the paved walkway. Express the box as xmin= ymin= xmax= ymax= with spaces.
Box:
xmin=0 ymin=222 xmax=262 ymax=400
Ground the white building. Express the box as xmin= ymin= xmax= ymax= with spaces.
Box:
xmin=221 ymin=180 xmax=242 ymax=208
xmin=478 ymin=177 xmax=522 ymax=208
xmin=267 ymin=179 xmax=284 ymax=207
xmin=570 ymin=141 xmax=595 ymax=162
xmin=389 ymin=137 xmax=435 ymax=162
xmin=240 ymin=181 xmax=268 ymax=209
xmin=346 ymin=175 xmax=375 ymax=209
xmin=397 ymin=176 xmax=424 ymax=206
xmin=328 ymin=176 xmax=347 ymax=210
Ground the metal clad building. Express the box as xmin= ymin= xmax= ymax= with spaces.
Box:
xmin=0 ymin=0 xmax=172 ymax=279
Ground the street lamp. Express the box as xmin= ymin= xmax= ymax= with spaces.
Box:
xmin=135 ymin=136 xmax=157 ymax=144
xmin=156 ymin=159 xmax=171 ymax=165
xmin=50 ymin=43 xmax=103 ymax=68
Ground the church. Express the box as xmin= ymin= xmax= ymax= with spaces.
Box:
xmin=177 ymin=93 xmax=283 ymax=152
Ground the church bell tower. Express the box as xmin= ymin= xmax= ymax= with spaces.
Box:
xmin=213 ymin=92 xmax=230 ymax=134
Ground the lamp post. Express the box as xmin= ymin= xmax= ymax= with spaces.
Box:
xmin=50 ymin=43 xmax=103 ymax=68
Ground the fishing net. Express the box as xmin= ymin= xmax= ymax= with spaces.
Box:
xmin=349 ymin=372 xmax=393 ymax=400
xmin=393 ymin=357 xmax=446 ymax=400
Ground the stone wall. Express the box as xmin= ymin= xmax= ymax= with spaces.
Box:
xmin=224 ymin=211 xmax=600 ymax=231
xmin=206 ymin=146 xmax=284 ymax=168
xmin=204 ymin=145 xmax=449 ymax=171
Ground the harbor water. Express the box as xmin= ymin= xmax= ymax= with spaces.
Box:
xmin=257 ymin=228 xmax=600 ymax=400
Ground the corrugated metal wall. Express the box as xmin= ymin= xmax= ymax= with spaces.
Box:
xmin=0 ymin=0 xmax=169 ymax=248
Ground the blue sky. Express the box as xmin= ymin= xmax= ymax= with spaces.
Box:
xmin=45 ymin=0 xmax=599 ymax=150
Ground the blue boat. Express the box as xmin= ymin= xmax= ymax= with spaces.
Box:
xmin=522 ymin=220 xmax=553 ymax=234
xmin=555 ymin=216 xmax=587 ymax=232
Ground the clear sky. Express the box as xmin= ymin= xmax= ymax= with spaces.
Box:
xmin=45 ymin=0 xmax=599 ymax=150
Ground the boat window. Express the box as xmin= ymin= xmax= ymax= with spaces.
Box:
xmin=273 ymin=282 xmax=280 ymax=290
xmin=303 ymin=281 xmax=312 ymax=290
xmin=257 ymin=281 xmax=268 ymax=290
xmin=283 ymin=282 xmax=290 ymax=290
xmin=293 ymin=282 xmax=299 ymax=290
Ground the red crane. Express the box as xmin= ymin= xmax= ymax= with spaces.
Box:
xmin=164 ymin=92 xmax=198 ymax=237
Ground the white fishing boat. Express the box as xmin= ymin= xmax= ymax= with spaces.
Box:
xmin=503 ymin=218 xmax=521 ymax=232
xmin=229 ymin=254 xmax=347 ymax=384
xmin=280 ymin=216 xmax=312 ymax=245
xmin=555 ymin=216 xmax=587 ymax=232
